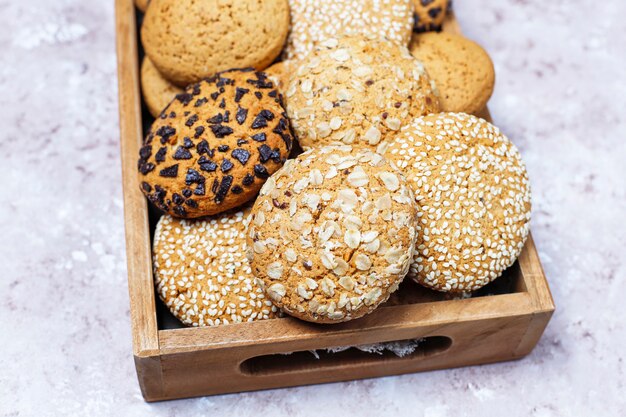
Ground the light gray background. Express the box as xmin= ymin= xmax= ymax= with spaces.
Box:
xmin=1 ymin=0 xmax=625 ymax=415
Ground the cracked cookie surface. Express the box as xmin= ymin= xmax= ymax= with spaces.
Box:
xmin=247 ymin=145 xmax=417 ymax=323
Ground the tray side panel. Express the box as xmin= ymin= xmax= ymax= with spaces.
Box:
xmin=115 ymin=0 xmax=160 ymax=357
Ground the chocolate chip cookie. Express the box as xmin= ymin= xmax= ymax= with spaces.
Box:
xmin=138 ymin=68 xmax=294 ymax=218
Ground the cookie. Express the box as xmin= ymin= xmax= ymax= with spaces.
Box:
xmin=264 ymin=61 xmax=293 ymax=93
xmin=134 ymin=0 xmax=150 ymax=12
xmin=153 ymin=207 xmax=280 ymax=326
xmin=284 ymin=0 xmax=414 ymax=60
xmin=246 ymin=145 xmax=417 ymax=323
xmin=138 ymin=69 xmax=294 ymax=218
xmin=410 ymin=32 xmax=495 ymax=115
xmin=412 ymin=0 xmax=450 ymax=33
xmin=140 ymin=57 xmax=183 ymax=118
xmin=285 ymin=35 xmax=440 ymax=153
xmin=384 ymin=113 xmax=531 ymax=292
xmin=141 ymin=0 xmax=290 ymax=86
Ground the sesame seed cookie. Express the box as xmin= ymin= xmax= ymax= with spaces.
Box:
xmin=140 ymin=57 xmax=183 ymax=118
xmin=153 ymin=207 xmax=280 ymax=327
xmin=410 ymin=32 xmax=495 ymax=115
xmin=412 ymin=0 xmax=450 ymax=33
xmin=384 ymin=113 xmax=531 ymax=292
xmin=284 ymin=0 xmax=414 ymax=61
xmin=246 ymin=145 xmax=417 ymax=323
xmin=285 ymin=35 xmax=440 ymax=152
xmin=138 ymin=69 xmax=294 ymax=218
xmin=141 ymin=0 xmax=290 ymax=87
xmin=134 ymin=0 xmax=150 ymax=12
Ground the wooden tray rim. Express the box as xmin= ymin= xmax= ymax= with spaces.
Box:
xmin=115 ymin=0 xmax=555 ymax=361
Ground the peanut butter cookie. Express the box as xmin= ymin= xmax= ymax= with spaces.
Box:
xmin=140 ymin=57 xmax=183 ymax=118
xmin=141 ymin=0 xmax=290 ymax=86
xmin=410 ymin=32 xmax=495 ymax=114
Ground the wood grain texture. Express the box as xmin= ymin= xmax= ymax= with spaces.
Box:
xmin=115 ymin=2 xmax=555 ymax=401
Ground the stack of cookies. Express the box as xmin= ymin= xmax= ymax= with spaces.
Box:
xmin=136 ymin=0 xmax=530 ymax=327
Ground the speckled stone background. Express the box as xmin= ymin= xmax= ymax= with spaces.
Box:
xmin=1 ymin=0 xmax=625 ymax=415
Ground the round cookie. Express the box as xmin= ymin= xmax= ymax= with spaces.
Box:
xmin=134 ymin=0 xmax=150 ymax=12
xmin=153 ymin=207 xmax=280 ymax=326
xmin=246 ymin=145 xmax=417 ymax=323
xmin=141 ymin=0 xmax=290 ymax=87
xmin=384 ymin=113 xmax=531 ymax=292
xmin=412 ymin=0 xmax=450 ymax=33
xmin=138 ymin=69 xmax=294 ymax=218
xmin=141 ymin=57 xmax=183 ymax=118
xmin=410 ymin=32 xmax=495 ymax=115
xmin=284 ymin=0 xmax=414 ymax=61
xmin=285 ymin=35 xmax=440 ymax=153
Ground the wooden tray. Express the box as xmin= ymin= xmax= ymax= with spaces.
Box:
xmin=115 ymin=0 xmax=555 ymax=402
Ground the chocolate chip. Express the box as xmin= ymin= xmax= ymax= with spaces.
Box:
xmin=155 ymin=126 xmax=176 ymax=143
xmin=139 ymin=145 xmax=152 ymax=160
xmin=183 ymin=137 xmax=194 ymax=148
xmin=219 ymin=98 xmax=226 ymax=108
xmin=421 ymin=0 xmax=434 ymax=5
xmin=175 ymin=93 xmax=193 ymax=105
xmin=168 ymin=111 xmax=176 ymax=118
xmin=214 ymin=175 xmax=233 ymax=203
xmin=251 ymin=110 xmax=275 ymax=129
xmin=197 ymin=140 xmax=210 ymax=155
xmin=255 ymin=92 xmax=262 ymax=99
xmin=428 ymin=6 xmax=442 ymax=18
xmin=210 ymin=124 xmax=234 ymax=138
xmin=194 ymin=126 xmax=205 ymax=139
xmin=270 ymin=149 xmax=282 ymax=163
xmin=173 ymin=147 xmax=192 ymax=160
xmin=185 ymin=168 xmax=204 ymax=185
xmin=237 ymin=139 xmax=249 ymax=146
xmin=235 ymin=87 xmax=250 ymax=102
xmin=198 ymin=156 xmax=217 ymax=172
xmin=141 ymin=182 xmax=152 ymax=193
xmin=218 ymin=145 xmax=230 ymax=152
xmin=211 ymin=178 xmax=219 ymax=194
xmin=185 ymin=199 xmax=198 ymax=208
xmin=221 ymin=159 xmax=234 ymax=173
xmin=159 ymin=164 xmax=179 ymax=178
xmin=208 ymin=113 xmax=224 ymax=124
xmin=194 ymin=183 xmax=205 ymax=196
xmin=268 ymin=90 xmax=278 ymax=98
xmin=232 ymin=149 xmax=250 ymax=165
xmin=185 ymin=114 xmax=199 ymax=127
xmin=173 ymin=205 xmax=187 ymax=217
xmin=194 ymin=97 xmax=208 ymax=107
xmin=231 ymin=185 xmax=243 ymax=194
xmin=254 ymin=164 xmax=269 ymax=179
xmin=223 ymin=110 xmax=230 ymax=123
xmin=139 ymin=162 xmax=155 ymax=175
xmin=252 ymin=133 xmax=266 ymax=142
xmin=172 ymin=193 xmax=184 ymax=205
xmin=182 ymin=189 xmax=192 ymax=198
xmin=242 ymin=174 xmax=254 ymax=186
xmin=236 ymin=107 xmax=248 ymax=125
xmin=210 ymin=91 xmax=220 ymax=101
xmin=153 ymin=185 xmax=166 ymax=201
xmin=258 ymin=144 xmax=273 ymax=163
xmin=279 ymin=133 xmax=292 ymax=149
